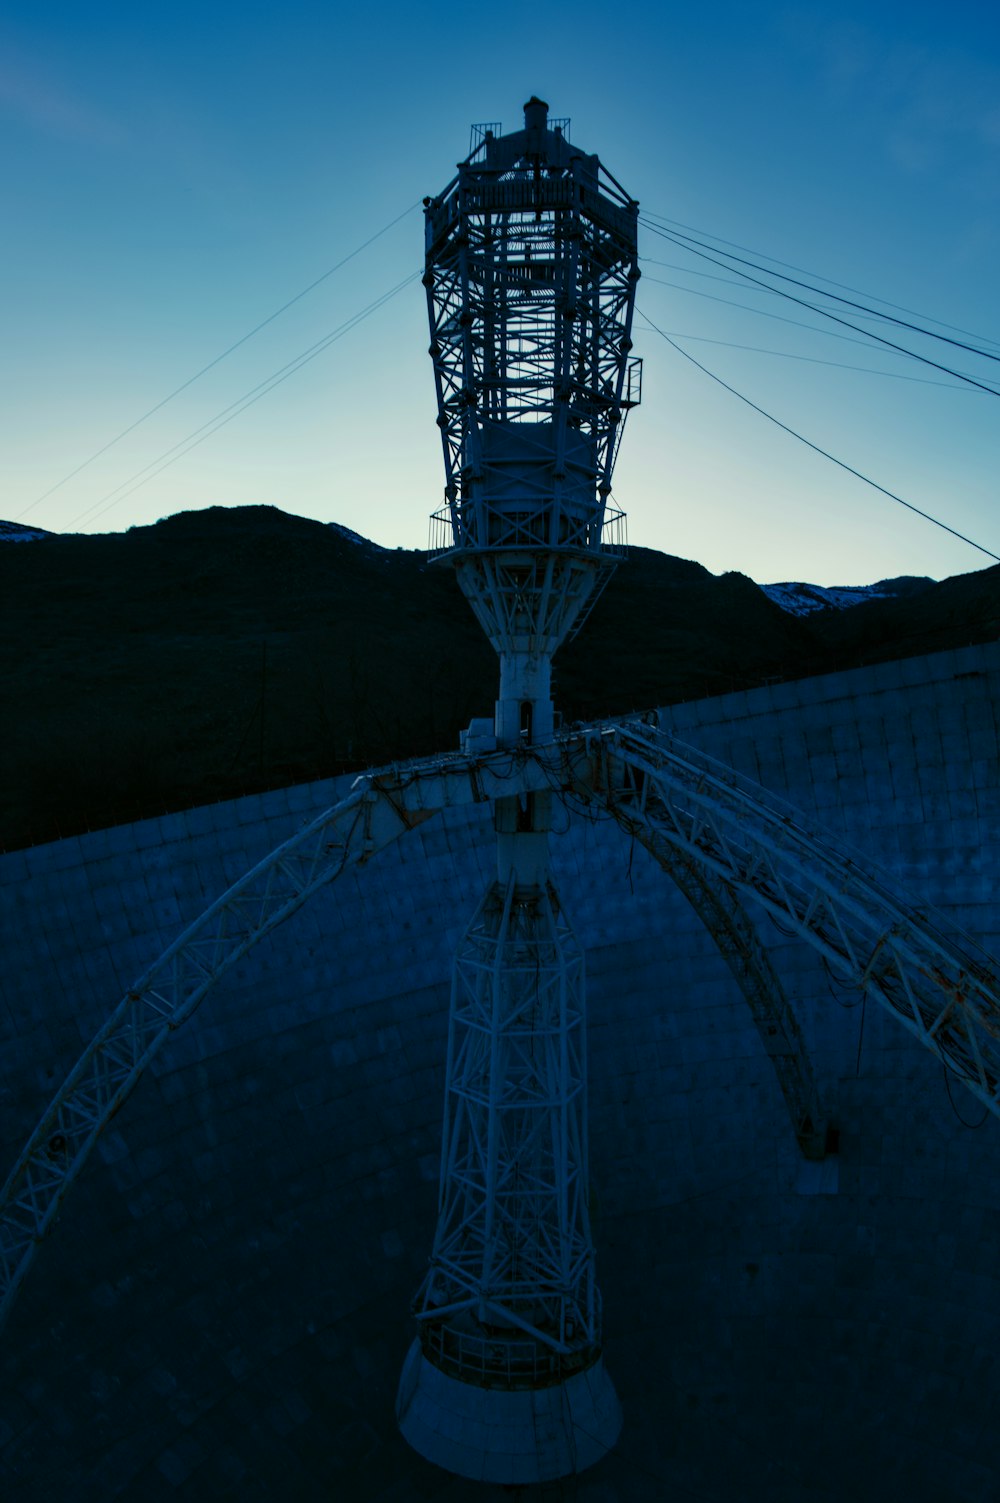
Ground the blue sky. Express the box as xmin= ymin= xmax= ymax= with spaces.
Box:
xmin=3 ymin=1 xmax=999 ymax=584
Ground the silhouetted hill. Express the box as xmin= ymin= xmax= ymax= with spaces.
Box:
xmin=808 ymin=563 xmax=1000 ymax=667
xmin=2 ymin=505 xmax=997 ymax=849
xmin=557 ymin=548 xmax=822 ymax=716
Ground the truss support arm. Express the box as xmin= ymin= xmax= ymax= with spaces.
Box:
xmin=663 ymin=855 xmax=827 ymax=1159
xmin=5 ymin=720 xmax=1000 ymax=1335
xmin=0 ymin=747 xmax=548 ymax=1333
xmin=555 ymin=721 xmax=1000 ymax=1128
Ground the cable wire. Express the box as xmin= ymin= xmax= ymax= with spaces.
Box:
xmin=647 ymin=215 xmax=1000 ymax=361
xmin=640 ymin=273 xmax=990 ymax=387
xmin=640 ymin=323 xmax=979 ymax=392
xmin=642 ymin=255 xmax=982 ymax=340
xmin=16 ymin=200 xmax=422 ymax=522
xmin=68 ymin=270 xmax=420 ymax=530
xmin=640 ymin=218 xmax=1000 ymax=398
xmin=943 ymin=1060 xmax=989 ymax=1129
xmin=637 ymin=305 xmax=1000 ymax=566
xmin=822 ymin=956 xmax=864 ymax=1011
xmin=642 ymin=209 xmax=1000 ymax=354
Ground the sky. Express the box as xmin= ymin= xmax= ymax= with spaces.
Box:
xmin=2 ymin=1 xmax=999 ymax=585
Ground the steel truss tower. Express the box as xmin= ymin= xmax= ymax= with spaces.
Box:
xmin=396 ymin=98 xmax=641 ymax=1484
xmin=7 ymin=99 xmax=1000 ymax=1503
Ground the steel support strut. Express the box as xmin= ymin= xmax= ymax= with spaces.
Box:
xmin=413 ymin=874 xmax=598 ymax=1380
xmin=0 ymin=748 xmax=543 ymax=1333
xmin=561 ymin=721 xmax=1000 ymax=1117
xmin=4 ymin=720 xmax=1000 ymax=1340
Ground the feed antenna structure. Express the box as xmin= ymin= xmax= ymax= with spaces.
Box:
xmin=399 ymin=96 xmax=641 ymax=1477
xmin=4 ymin=98 xmax=1000 ymax=1491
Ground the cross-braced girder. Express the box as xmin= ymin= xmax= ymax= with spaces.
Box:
xmin=644 ymin=849 xmax=828 ymax=1159
xmin=451 ymin=549 xmax=621 ymax=658
xmin=564 ymin=721 xmax=1000 ymax=1118
xmin=414 ymin=876 xmax=596 ymax=1382
xmin=5 ymin=719 xmax=1000 ymax=1336
xmin=0 ymin=749 xmax=554 ymax=1334
xmin=423 ymin=104 xmax=640 ymax=571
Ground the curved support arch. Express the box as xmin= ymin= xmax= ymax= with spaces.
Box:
xmin=0 ymin=747 xmax=550 ymax=1333
xmin=5 ymin=715 xmax=1000 ymax=1333
xmin=640 ymin=846 xmax=828 ymax=1160
xmin=560 ymin=720 xmax=1000 ymax=1123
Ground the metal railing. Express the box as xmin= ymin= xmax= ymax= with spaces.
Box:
xmin=419 ymin=1320 xmax=596 ymax=1390
xmin=428 ymin=501 xmax=627 ymax=560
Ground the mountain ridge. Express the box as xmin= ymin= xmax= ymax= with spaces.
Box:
xmin=759 ymin=576 xmax=935 ymax=616
xmin=1 ymin=513 xmax=937 ymax=613
xmin=2 ymin=504 xmax=996 ymax=851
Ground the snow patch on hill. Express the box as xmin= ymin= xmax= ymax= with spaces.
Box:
xmin=761 ymin=577 xmax=933 ymax=617
xmin=0 ymin=521 xmax=54 ymax=543
xmin=326 ymin=521 xmax=387 ymax=552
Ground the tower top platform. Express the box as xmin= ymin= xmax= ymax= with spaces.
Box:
xmin=423 ymin=98 xmax=642 ymax=638
xmin=426 ymin=97 xmax=637 ymax=259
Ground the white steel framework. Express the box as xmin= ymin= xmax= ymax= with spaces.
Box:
xmin=0 ymin=750 xmax=548 ymax=1335
xmin=414 ymin=877 xmax=598 ymax=1384
xmin=424 ymin=95 xmax=640 ymax=667
xmin=4 ymin=91 xmax=999 ymax=1488
xmin=5 ymin=722 xmax=1000 ymax=1339
xmin=580 ymin=720 xmax=1000 ymax=1113
xmin=401 ymin=103 xmax=645 ymax=1480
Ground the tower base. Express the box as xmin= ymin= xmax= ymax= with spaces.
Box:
xmin=396 ymin=1338 xmax=622 ymax=1484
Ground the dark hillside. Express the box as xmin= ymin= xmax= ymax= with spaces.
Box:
xmin=2 ymin=505 xmax=997 ymax=850
xmin=1 ymin=507 xmax=493 ymax=849
xmin=558 ymin=550 xmax=821 ymax=716
xmin=811 ymin=562 xmax=1000 ymax=667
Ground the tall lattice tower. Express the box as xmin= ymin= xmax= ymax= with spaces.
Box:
xmin=396 ymin=97 xmax=641 ymax=1485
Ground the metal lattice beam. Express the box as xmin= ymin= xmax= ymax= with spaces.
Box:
xmin=413 ymin=873 xmax=598 ymax=1380
xmin=4 ymin=719 xmax=999 ymax=1333
xmin=558 ymin=722 xmax=1000 ymax=1118
xmin=649 ymin=852 xmax=827 ymax=1159
xmin=424 ymin=102 xmax=640 ymax=569
xmin=0 ymin=749 xmax=554 ymax=1333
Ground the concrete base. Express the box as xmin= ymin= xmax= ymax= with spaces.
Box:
xmin=395 ymin=1339 xmax=622 ymax=1484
